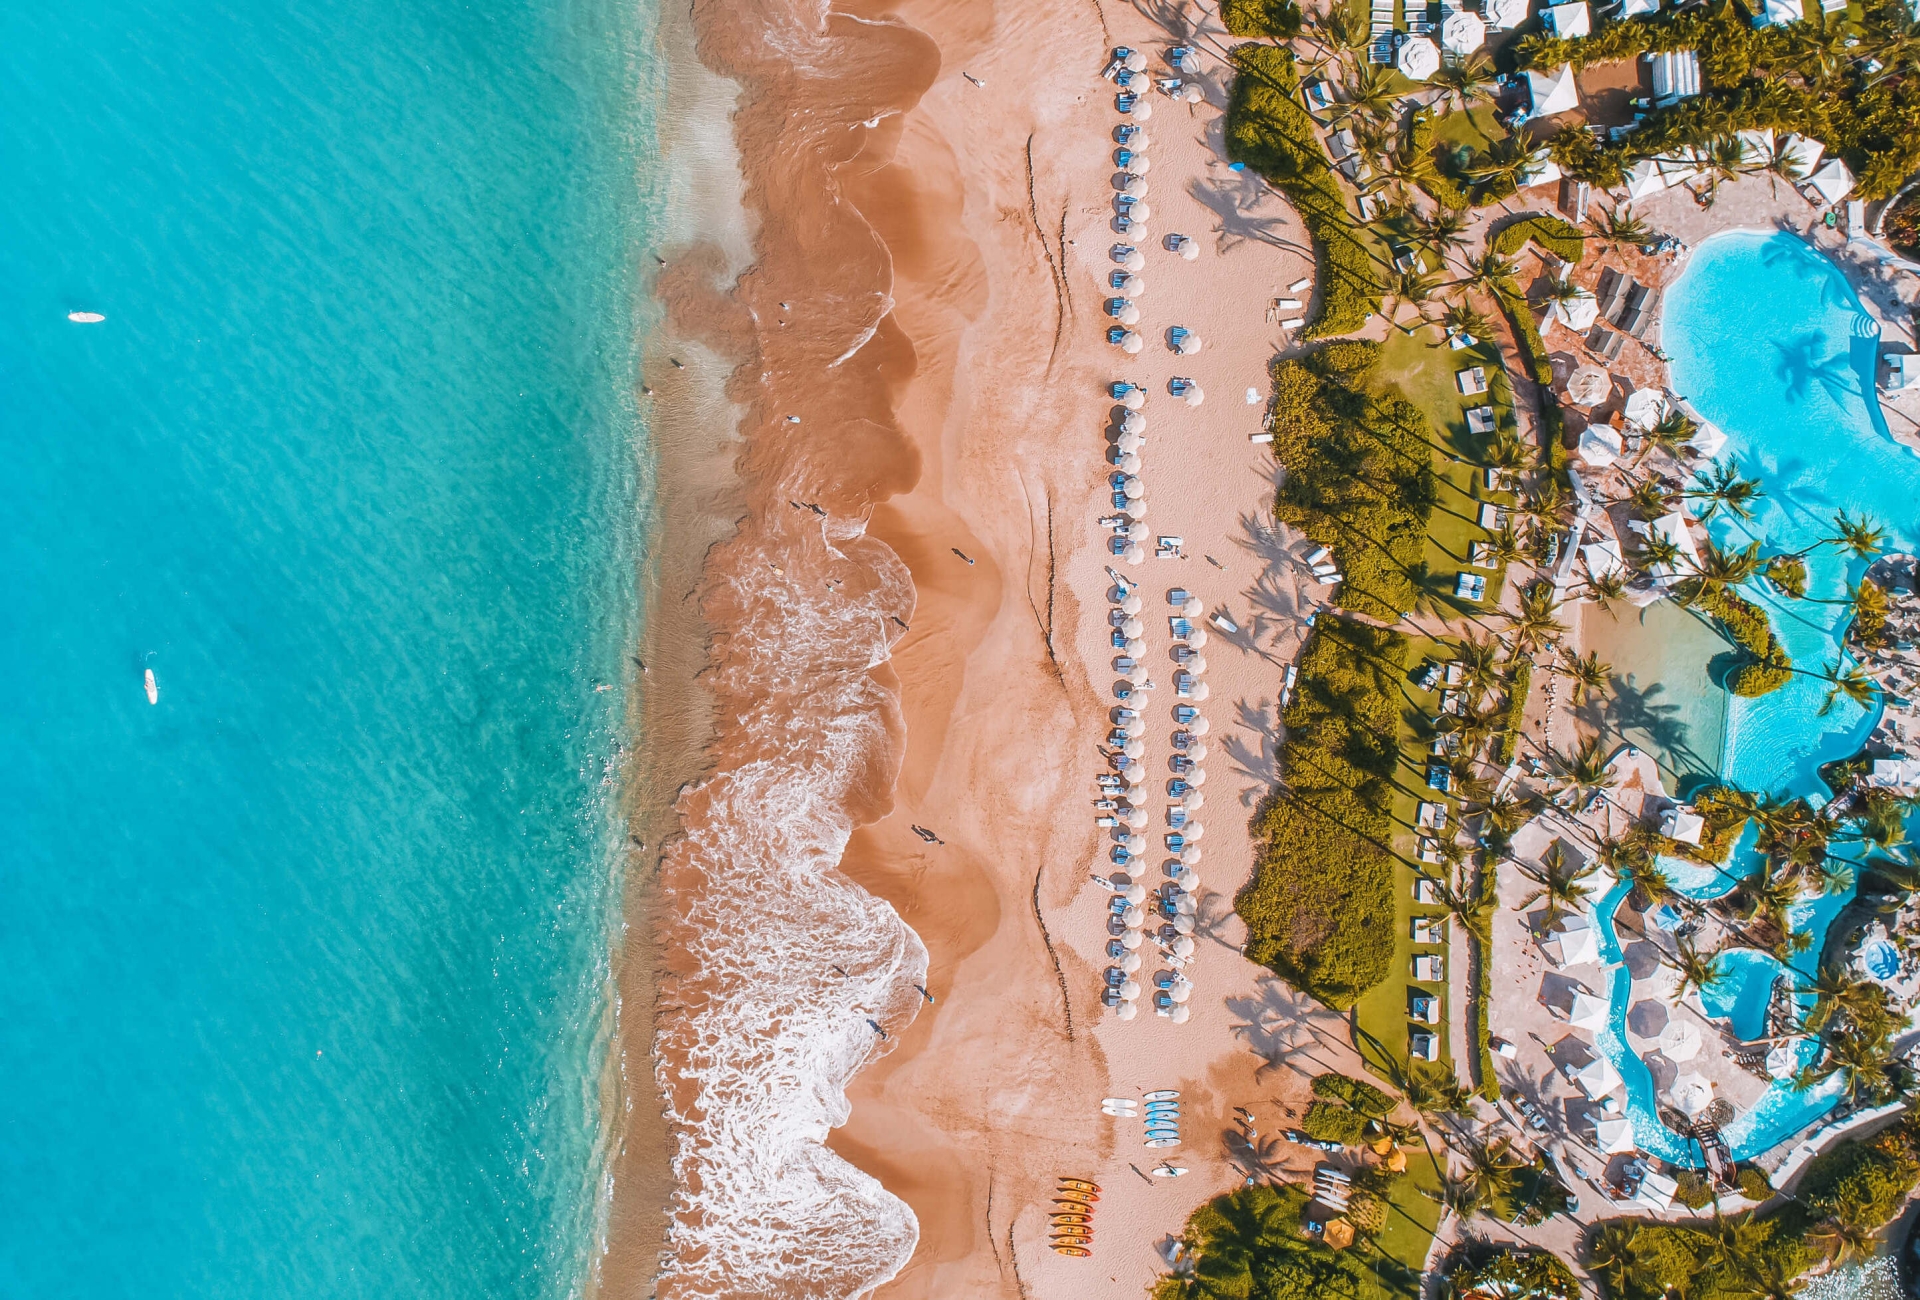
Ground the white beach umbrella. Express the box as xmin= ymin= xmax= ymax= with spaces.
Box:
xmin=1129 ymin=202 xmax=1152 ymax=222
xmin=1132 ymin=101 xmax=1153 ymax=121
xmin=1171 ymin=935 xmax=1195 ymax=957
xmin=1117 ymin=433 xmax=1143 ymax=455
xmin=1186 ymin=628 xmax=1208 ymax=649
xmin=1396 ymin=34 xmax=1440 ymax=80
xmin=1124 ymin=250 xmax=1147 ymax=272
xmin=1120 ymin=387 xmax=1145 ymax=409
xmin=1121 ymin=412 xmax=1146 ymax=435
xmin=1179 ymin=849 xmax=1203 ymax=868
xmin=1124 ymin=638 xmax=1145 ymax=656
xmin=1622 ymin=386 xmax=1667 ymax=429
xmin=1566 ymin=365 xmax=1611 ymax=408
xmin=1175 ymin=867 xmax=1199 ymax=890
xmin=1121 ymin=928 xmax=1143 ymax=950
xmin=1124 ymin=883 xmax=1148 ymax=904
xmin=1117 ymin=303 xmax=1141 ymax=325
xmin=1170 ymin=979 xmax=1193 ymax=1002
xmin=1115 ymin=1000 xmax=1139 ymax=1020
xmin=1766 ymin=1043 xmax=1799 ymax=1079
xmin=1124 ymin=50 xmax=1148 ymax=71
xmin=1127 ymin=667 xmax=1150 ymax=687
xmin=1442 ymin=10 xmax=1487 ymax=53
xmin=1119 ymin=978 xmax=1142 ymax=999
xmin=1117 ymin=453 xmax=1141 ymax=475
xmin=1177 ymin=334 xmax=1203 ymax=355
xmin=1185 ymin=655 xmax=1208 ymax=675
xmin=1186 ymin=741 xmax=1208 ymax=762
xmin=1120 ymin=332 xmax=1143 ymax=355
xmin=1123 ymin=907 xmax=1145 ymax=929
xmin=1120 ymin=273 xmax=1146 ymax=295
xmin=1189 ymin=683 xmax=1210 ymax=702
xmin=1172 ymin=914 xmax=1195 ymax=934
xmin=1123 ymin=477 xmax=1144 ymax=499
xmin=1169 ymin=1003 xmax=1191 ymax=1023
xmin=1121 ymin=951 xmax=1142 ymax=973
xmin=1183 ymin=823 xmax=1204 ymax=841
xmin=1594 ymin=1117 xmax=1638 ymax=1155
xmin=1181 ymin=597 xmax=1202 ymax=617
xmin=1183 ymin=386 xmax=1205 ymax=406
xmin=1179 ymin=239 xmax=1199 ymax=261
xmin=1122 ymin=616 xmax=1144 ymax=637
xmin=1121 ymin=593 xmax=1144 ymax=615
xmin=1123 ymin=832 xmax=1146 ymax=851
xmin=1123 ymin=794 xmax=1147 ymax=815
xmin=1568 ymin=991 xmax=1610 ymax=1032
xmin=1126 ymin=155 xmax=1152 ymax=176
xmin=1190 ymin=716 xmax=1209 ymax=735
xmin=1124 ymin=523 xmax=1148 ymax=542
xmin=1174 ymin=893 xmax=1197 ymax=915
xmin=1184 ymin=790 xmax=1204 ymax=810
xmin=1670 ymin=1071 xmax=1714 ymax=1118
xmin=1124 ymin=544 xmax=1146 ymax=564
xmin=1129 ymin=130 xmax=1151 ymax=149
xmin=1177 ymin=82 xmax=1201 ymax=103
xmin=1658 ymin=1021 xmax=1702 ymax=1062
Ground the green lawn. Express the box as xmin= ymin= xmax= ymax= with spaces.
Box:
xmin=1429 ymin=103 xmax=1508 ymax=158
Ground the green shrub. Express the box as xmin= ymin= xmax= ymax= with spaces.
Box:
xmin=1547 ymin=124 xmax=1626 ymax=188
xmin=1238 ymin=617 xmax=1407 ymax=1007
xmin=1347 ymin=1190 xmax=1387 ymax=1233
xmin=1155 ymin=1185 xmax=1378 ymax=1300
xmin=1737 ymin=1166 xmax=1773 ymax=1201
xmin=1674 ymin=1169 xmax=1716 ymax=1209
xmin=1489 ymin=214 xmax=1588 ymax=263
xmin=1694 ymin=587 xmax=1793 ymax=697
xmin=1302 ymin=1099 xmax=1372 ymax=1146
xmin=1496 ymin=659 xmax=1532 ymax=766
xmin=1224 ymin=44 xmax=1379 ymax=335
xmin=1312 ymin=1071 xmax=1396 ymax=1117
xmin=1447 ymin=1248 xmax=1578 ymax=1300
xmin=1265 ymin=341 xmax=1436 ymax=620
xmin=1797 ymin=1135 xmax=1920 ymax=1229
xmin=1221 ymin=0 xmax=1302 ymax=38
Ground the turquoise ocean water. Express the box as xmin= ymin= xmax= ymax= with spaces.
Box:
xmin=1 ymin=1 xmax=657 ymax=1296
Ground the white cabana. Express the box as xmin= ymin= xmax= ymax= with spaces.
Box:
xmin=1804 ymin=157 xmax=1856 ymax=205
xmin=1484 ymin=0 xmax=1529 ymax=26
xmin=1688 ymin=418 xmax=1727 ymax=459
xmin=1636 ymin=1170 xmax=1679 ymax=1212
xmin=1583 ymin=538 xmax=1625 ymax=580
xmin=1549 ymin=916 xmax=1601 ymax=967
xmin=1760 ymin=0 xmax=1804 ymax=23
xmin=1649 ymin=49 xmax=1701 ymax=105
xmin=1577 ymin=422 xmax=1624 ymax=469
xmin=1546 ymin=1 xmax=1591 ymax=35
xmin=1548 ymin=288 xmax=1599 ymax=332
xmin=1594 ymin=1116 xmax=1639 ymax=1154
xmin=1573 ymin=1054 xmax=1622 ymax=1100
xmin=1622 ymin=386 xmax=1668 ymax=429
xmin=1569 ymin=991 xmax=1611 ymax=1032
xmin=1441 ymin=10 xmax=1486 ymax=53
xmin=1736 ymin=127 xmax=1775 ymax=164
xmin=1527 ymin=64 xmax=1581 ymax=117
xmin=1566 ymin=365 xmax=1611 ymax=407
xmin=1781 ymin=133 xmax=1824 ymax=175
xmin=1621 ymin=0 xmax=1659 ymax=13
xmin=1671 ymin=1071 xmax=1715 ymax=1117
xmin=1397 ymin=35 xmax=1441 ymax=81
xmin=1658 ymin=1020 xmax=1703 ymax=1061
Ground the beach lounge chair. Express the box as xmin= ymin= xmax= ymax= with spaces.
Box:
xmin=1456 ymin=366 xmax=1489 ymax=395
xmin=1409 ymin=992 xmax=1439 ymax=1024
xmin=1465 ymin=406 xmax=1495 ymax=435
xmin=1411 ymin=955 xmax=1444 ymax=981
xmin=1414 ymin=878 xmax=1441 ymax=904
xmin=1416 ymin=801 xmax=1447 ymax=830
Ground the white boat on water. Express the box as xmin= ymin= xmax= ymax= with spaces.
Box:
xmin=68 ymin=311 xmax=105 ymax=323
xmin=144 ymin=669 xmax=158 ymax=705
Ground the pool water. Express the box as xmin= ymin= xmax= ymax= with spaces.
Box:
xmin=1700 ymin=947 xmax=1788 ymax=1042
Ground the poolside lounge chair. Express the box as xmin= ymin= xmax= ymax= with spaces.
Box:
xmin=1411 ymin=954 xmax=1444 ymax=981
xmin=1456 ymin=366 xmax=1488 ymax=395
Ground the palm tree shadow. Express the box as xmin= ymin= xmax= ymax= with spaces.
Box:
xmin=1227 ymin=975 xmax=1349 ymax=1081
xmin=1186 ymin=175 xmax=1314 ymax=258
xmin=1229 ymin=696 xmax=1283 ymax=797
xmin=1772 ymin=331 xmax=1863 ymax=408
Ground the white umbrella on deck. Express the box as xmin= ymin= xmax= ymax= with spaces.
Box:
xmin=1190 ymin=716 xmax=1209 ymax=735
xmin=1442 ymin=9 xmax=1486 ymax=52
xmin=1186 ymin=627 xmax=1208 ymax=649
xmin=1117 ymin=303 xmax=1141 ymax=325
xmin=1117 ymin=453 xmax=1141 ymax=474
xmin=1670 ymin=1071 xmax=1714 ymax=1118
xmin=1124 ymin=50 xmax=1147 ymax=71
xmin=1622 ymin=386 xmax=1667 ymax=429
xmin=1657 ymin=1021 xmax=1702 ymax=1062
xmin=1116 ymin=999 xmax=1139 ymax=1020
xmin=1593 ymin=1116 xmax=1638 ymax=1154
xmin=1176 ymin=334 xmax=1203 ymax=355
xmin=1182 ymin=597 xmax=1202 ymax=617
xmin=1396 ymin=35 xmax=1440 ymax=80
xmin=1126 ymin=155 xmax=1151 ymax=176
xmin=1169 ymin=1003 xmax=1191 ymax=1023
xmin=1566 ymin=366 xmax=1611 ymax=408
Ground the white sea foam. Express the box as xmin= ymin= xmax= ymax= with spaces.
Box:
xmin=655 ymin=521 xmax=927 ymax=1298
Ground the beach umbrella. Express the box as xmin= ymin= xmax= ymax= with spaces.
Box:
xmin=1189 ymin=683 xmax=1210 ymax=702
xmin=1117 ymin=453 xmax=1141 ymax=474
xmin=1123 ymin=477 xmax=1144 ymax=499
xmin=1187 ymin=764 xmax=1207 ymax=784
xmin=1122 ymin=616 xmax=1144 ymax=637
xmin=1124 ymin=50 xmax=1147 ymax=71
xmin=1566 ymin=365 xmax=1610 ymax=408
xmin=1120 ymin=273 xmax=1146 ymax=296
xmin=1184 ymin=790 xmax=1204 ymax=810
xmin=1622 ymin=386 xmax=1667 ymax=429
xmin=1116 ymin=1000 xmax=1138 ymax=1020
xmin=1124 ymin=544 xmax=1145 ymax=565
xmin=1658 ymin=1021 xmax=1702 ymax=1062
xmin=1175 ymin=868 xmax=1199 ymax=890
xmin=1169 ymin=1003 xmax=1191 ymax=1023
xmin=1129 ymin=130 xmax=1151 ymax=149
xmin=1129 ymin=202 xmax=1152 ymax=222
xmin=1124 ymin=883 xmax=1148 ymax=904
xmin=1396 ymin=34 xmax=1440 ymax=81
xmin=1186 ymin=741 xmax=1208 ymax=762
xmin=1124 ymin=501 xmax=1146 ymax=521
xmin=1182 ymin=385 xmax=1205 ymax=406
xmin=1121 ymin=928 xmax=1143 ymax=950
xmin=1124 ymin=638 xmax=1145 ymax=656
xmin=1123 ymin=789 xmax=1146 ymax=810
xmin=1127 ymin=667 xmax=1150 ymax=687
xmin=1176 ymin=334 xmax=1203 ymax=355
xmin=1172 ymin=914 xmax=1195 ymax=934
xmin=1124 ymin=523 xmax=1148 ymax=543
xmin=1441 ymin=9 xmax=1486 ymax=52
xmin=1120 ymin=387 xmax=1145 ymax=410
xmin=1573 ymin=1055 xmax=1622 ymax=1100
xmin=1182 ymin=597 xmax=1202 ymax=617
xmin=1594 ymin=1117 xmax=1638 ymax=1155
xmin=1119 ymin=978 xmax=1142 ymax=999
xmin=1123 ymin=907 xmax=1145 ymax=929
xmin=1121 ymin=951 xmax=1142 ymax=974
xmin=1179 ymin=849 xmax=1202 ymax=869
xmin=1190 ymin=716 xmax=1209 ymax=735
xmin=1185 ymin=627 xmax=1207 ymax=649
xmin=1170 ymin=980 xmax=1193 ymax=1002
xmin=1121 ymin=593 xmax=1143 ymax=615
xmin=1123 ymin=831 xmax=1146 ymax=851
xmin=1568 ymin=991 xmax=1610 ymax=1032
xmin=1548 ymin=287 xmax=1599 ymax=332
xmin=1126 ymin=155 xmax=1151 ymax=176
xmin=1766 ymin=1043 xmax=1799 ymax=1079
xmin=1120 ymin=332 xmax=1143 ymax=355
xmin=1123 ymin=250 xmax=1146 ymax=272
xmin=1185 ymin=655 xmax=1208 ymax=675
xmin=1133 ymin=101 xmax=1153 ymax=121
xmin=1174 ymin=894 xmax=1196 ymax=916
xmin=1184 ymin=823 xmax=1205 ymax=841
xmin=1117 ymin=433 xmax=1143 ymax=455
xmin=1179 ymin=239 xmax=1198 ymax=261
xmin=1670 ymin=1071 xmax=1714 ymax=1118
xmin=1180 ymin=82 xmax=1203 ymax=104
xmin=1171 ymin=935 xmax=1195 ymax=957
xmin=1121 ymin=412 xmax=1146 ymax=435
xmin=1117 ymin=303 xmax=1141 ymax=325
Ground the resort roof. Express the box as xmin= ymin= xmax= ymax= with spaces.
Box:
xmin=1546 ymin=0 xmax=1591 ymax=36
xmin=1527 ymin=64 xmax=1580 ymax=117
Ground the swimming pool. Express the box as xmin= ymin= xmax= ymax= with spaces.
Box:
xmin=1700 ymin=947 xmax=1786 ymax=1042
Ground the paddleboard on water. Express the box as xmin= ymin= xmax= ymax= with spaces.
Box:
xmin=143 ymin=669 xmax=158 ymax=705
xmin=1144 ymin=1089 xmax=1180 ymax=1101
xmin=67 ymin=311 xmax=105 ymax=323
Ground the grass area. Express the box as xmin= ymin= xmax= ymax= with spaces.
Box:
xmin=1428 ymin=103 xmax=1506 ymax=157
xmin=1373 ymin=1148 xmax=1444 ymax=1293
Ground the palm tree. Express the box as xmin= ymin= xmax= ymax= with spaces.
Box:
xmin=1556 ymin=647 xmax=1612 ymax=705
xmin=1413 ymin=206 xmax=1471 ymax=266
xmin=1680 ymin=538 xmax=1764 ymax=603
xmin=1550 ymin=734 xmax=1618 ymax=810
xmin=1667 ymin=937 xmax=1726 ymax=1004
xmin=1457 ymin=1137 xmax=1524 ymax=1220
xmin=1430 ymin=867 xmax=1495 ymax=945
xmin=1689 ymin=457 xmax=1765 ymax=522
xmin=1337 ymin=62 xmax=1398 ymax=124
xmin=1807 ymin=1215 xmax=1877 ymax=1267
xmin=1476 ymin=788 xmax=1536 ymax=840
xmin=1382 ymin=265 xmax=1445 ymax=333
xmin=1637 ymin=409 xmax=1699 ymax=465
xmin=1798 ymin=1030 xmax=1905 ymax=1106
xmin=1758 ymin=134 xmax=1810 ymax=196
xmin=1693 ymin=134 xmax=1753 ymax=206
xmin=1455 ymin=633 xmax=1502 ymax=701
xmin=1638 ymin=531 xmax=1683 ymax=574
xmin=1443 ymin=299 xmax=1495 ymax=349
xmin=1430 ymin=53 xmax=1495 ymax=114
xmin=1817 ymin=659 xmax=1876 ymax=716
xmin=1464 ymin=135 xmax=1534 ymax=195
xmin=1591 ymin=202 xmax=1652 ymax=254
xmin=1623 ymin=472 xmax=1676 ymax=520
xmin=1803 ymin=966 xmax=1883 ymax=1034
xmin=1580 ymin=568 xmax=1628 ymax=612
xmin=1508 ymin=582 xmax=1566 ymax=655
xmin=1587 ymin=1220 xmax=1651 ymax=1298
xmin=1457 ymin=249 xmax=1520 ymax=300
xmin=1514 ymin=841 xmax=1599 ymax=925
xmin=1824 ymin=508 xmax=1886 ymax=561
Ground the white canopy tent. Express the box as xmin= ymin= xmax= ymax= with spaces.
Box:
xmin=1397 ymin=35 xmax=1441 ymax=81
xmin=1548 ymin=288 xmax=1599 ymax=332
xmin=1528 ymin=64 xmax=1581 ymax=117
xmin=1621 ymin=0 xmax=1659 ymax=13
xmin=1569 ymin=991 xmax=1611 ymax=1032
xmin=1583 ymin=538 xmax=1626 ymax=580
xmin=1577 ymin=423 xmax=1623 ymax=469
xmin=1566 ymin=365 xmax=1611 ymax=407
xmin=1573 ymin=1054 xmax=1623 ymax=1100
xmin=1781 ymin=133 xmax=1824 ymax=175
xmin=1636 ymin=1170 xmax=1679 ymax=1212
xmin=1804 ymin=157 xmax=1856 ymax=205
xmin=1547 ymin=1 xmax=1591 ymax=34
xmin=1594 ymin=1116 xmax=1639 ymax=1154
xmin=1622 ymin=386 xmax=1668 ymax=429
xmin=1688 ymin=418 xmax=1727 ymax=459
xmin=1736 ymin=127 xmax=1775 ymax=164
xmin=1657 ymin=1020 xmax=1703 ymax=1062
xmin=1548 ymin=915 xmax=1602 ymax=967
xmin=1671 ymin=1071 xmax=1716 ymax=1117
